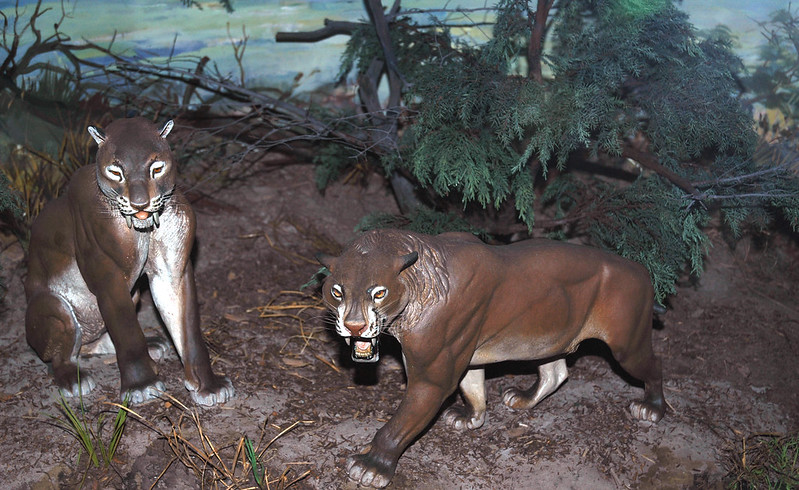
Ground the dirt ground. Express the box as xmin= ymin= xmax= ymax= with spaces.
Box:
xmin=0 ymin=160 xmax=797 ymax=489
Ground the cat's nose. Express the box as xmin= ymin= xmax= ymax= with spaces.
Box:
xmin=344 ymin=321 xmax=367 ymax=337
xmin=128 ymin=182 xmax=150 ymax=210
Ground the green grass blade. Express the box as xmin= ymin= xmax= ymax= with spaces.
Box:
xmin=106 ymin=395 xmax=130 ymax=466
xmin=58 ymin=394 xmax=99 ymax=468
xmin=244 ymin=436 xmax=265 ymax=488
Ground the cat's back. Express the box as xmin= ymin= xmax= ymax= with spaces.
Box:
xmin=25 ymin=166 xmax=100 ymax=292
xmin=29 ymin=166 xmax=95 ymax=241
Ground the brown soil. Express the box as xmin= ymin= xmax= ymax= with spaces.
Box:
xmin=0 ymin=162 xmax=797 ymax=489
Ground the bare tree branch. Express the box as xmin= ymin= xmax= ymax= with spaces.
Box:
xmin=364 ymin=0 xmax=407 ymax=87
xmin=621 ymin=143 xmax=701 ymax=197
xmin=528 ymin=0 xmax=554 ymax=82
xmin=275 ymin=19 xmax=360 ymax=43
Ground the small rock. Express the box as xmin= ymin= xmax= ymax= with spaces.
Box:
xmin=737 ymin=365 xmax=751 ymax=378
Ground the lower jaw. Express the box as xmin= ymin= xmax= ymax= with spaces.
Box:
xmin=345 ymin=336 xmax=380 ymax=363
xmin=124 ymin=211 xmax=161 ymax=230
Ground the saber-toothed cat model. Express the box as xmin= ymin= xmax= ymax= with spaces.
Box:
xmin=319 ymin=229 xmax=665 ymax=488
xmin=25 ymin=117 xmax=234 ymax=406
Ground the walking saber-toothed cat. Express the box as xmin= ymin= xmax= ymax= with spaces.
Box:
xmin=319 ymin=229 xmax=665 ymax=488
xmin=25 ymin=117 xmax=233 ymax=406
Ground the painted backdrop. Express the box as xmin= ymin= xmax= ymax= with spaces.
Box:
xmin=0 ymin=0 xmax=790 ymax=93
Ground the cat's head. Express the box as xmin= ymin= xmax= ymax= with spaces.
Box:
xmin=318 ymin=246 xmax=418 ymax=363
xmin=88 ymin=117 xmax=176 ymax=231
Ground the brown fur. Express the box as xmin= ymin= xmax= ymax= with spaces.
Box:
xmin=25 ymin=117 xmax=233 ymax=406
xmin=320 ymin=229 xmax=665 ymax=487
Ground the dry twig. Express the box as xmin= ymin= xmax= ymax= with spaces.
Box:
xmin=110 ymin=392 xmax=312 ymax=489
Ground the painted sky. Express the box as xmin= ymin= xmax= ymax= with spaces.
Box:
xmin=0 ymin=0 xmax=792 ymax=91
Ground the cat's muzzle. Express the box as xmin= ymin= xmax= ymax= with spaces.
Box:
xmin=344 ymin=336 xmax=380 ymax=363
xmin=124 ymin=210 xmax=161 ymax=230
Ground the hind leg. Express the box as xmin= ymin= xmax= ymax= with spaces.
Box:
xmin=82 ymin=332 xmax=171 ymax=361
xmin=612 ymin=341 xmax=665 ymax=423
xmin=503 ymin=358 xmax=568 ymax=410
xmin=442 ymin=368 xmax=486 ymax=430
xmin=26 ymin=293 xmax=96 ymax=397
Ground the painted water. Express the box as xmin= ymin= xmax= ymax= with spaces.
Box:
xmin=0 ymin=0 xmax=790 ymax=93
xmin=1 ymin=0 xmax=497 ymax=93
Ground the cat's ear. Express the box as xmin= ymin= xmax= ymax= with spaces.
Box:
xmin=316 ymin=253 xmax=337 ymax=273
xmin=87 ymin=126 xmax=106 ymax=146
xmin=397 ymin=251 xmax=418 ymax=273
xmin=159 ymin=120 xmax=174 ymax=139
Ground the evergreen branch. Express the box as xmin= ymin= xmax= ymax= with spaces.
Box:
xmin=535 ymin=211 xmax=601 ymax=229
xmin=684 ymin=192 xmax=798 ymax=201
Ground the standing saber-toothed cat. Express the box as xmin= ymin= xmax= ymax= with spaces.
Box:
xmin=25 ymin=117 xmax=234 ymax=406
xmin=319 ymin=229 xmax=665 ymax=488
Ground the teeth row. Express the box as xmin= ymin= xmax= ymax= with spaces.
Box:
xmin=124 ymin=212 xmax=161 ymax=229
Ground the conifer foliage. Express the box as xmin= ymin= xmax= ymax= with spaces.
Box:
xmin=327 ymin=0 xmax=799 ymax=302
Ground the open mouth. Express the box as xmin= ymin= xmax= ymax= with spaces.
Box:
xmin=345 ymin=336 xmax=380 ymax=363
xmin=124 ymin=210 xmax=161 ymax=229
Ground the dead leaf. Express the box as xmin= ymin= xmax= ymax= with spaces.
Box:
xmin=223 ymin=312 xmax=249 ymax=323
xmin=283 ymin=358 xmax=309 ymax=368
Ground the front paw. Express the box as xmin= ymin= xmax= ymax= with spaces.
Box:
xmin=347 ymin=452 xmax=397 ymax=488
xmin=145 ymin=336 xmax=171 ymax=361
xmin=58 ymin=376 xmax=97 ymax=398
xmin=502 ymin=387 xmax=535 ymax=410
xmin=53 ymin=362 xmax=97 ymax=398
xmin=123 ymin=380 xmax=166 ymax=404
xmin=629 ymin=400 xmax=664 ymax=423
xmin=442 ymin=405 xmax=485 ymax=430
xmin=185 ymin=374 xmax=234 ymax=407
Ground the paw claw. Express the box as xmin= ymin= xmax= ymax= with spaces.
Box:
xmin=58 ymin=376 xmax=96 ymax=398
xmin=123 ymin=380 xmax=165 ymax=405
xmin=187 ymin=376 xmax=234 ymax=407
xmin=502 ymin=388 xmax=526 ymax=409
xmin=442 ymin=406 xmax=485 ymax=430
xmin=146 ymin=336 xmax=171 ymax=361
xmin=629 ymin=401 xmax=664 ymax=423
xmin=346 ymin=453 xmax=395 ymax=488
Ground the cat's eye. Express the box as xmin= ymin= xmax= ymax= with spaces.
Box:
xmin=331 ymin=285 xmax=343 ymax=300
xmin=150 ymin=161 xmax=166 ymax=179
xmin=372 ymin=287 xmax=387 ymax=301
xmin=105 ymin=165 xmax=124 ymax=183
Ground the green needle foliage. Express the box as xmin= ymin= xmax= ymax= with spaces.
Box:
xmin=330 ymin=0 xmax=799 ymax=302
xmin=356 ymin=207 xmax=484 ymax=237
